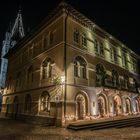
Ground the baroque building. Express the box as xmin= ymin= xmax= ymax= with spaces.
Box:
xmin=1 ymin=2 xmax=140 ymax=126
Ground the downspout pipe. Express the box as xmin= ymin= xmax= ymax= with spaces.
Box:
xmin=64 ymin=9 xmax=69 ymax=123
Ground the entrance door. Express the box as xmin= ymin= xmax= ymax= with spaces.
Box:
xmin=114 ymin=95 xmax=122 ymax=116
xmin=98 ymin=96 xmax=106 ymax=117
xmin=126 ymin=98 xmax=131 ymax=114
xmin=76 ymin=94 xmax=86 ymax=120
xmin=136 ymin=99 xmax=140 ymax=113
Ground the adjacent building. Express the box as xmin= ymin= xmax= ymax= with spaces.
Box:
xmin=1 ymin=2 xmax=140 ymax=126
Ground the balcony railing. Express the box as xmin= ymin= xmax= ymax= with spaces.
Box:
xmin=96 ymin=79 xmax=138 ymax=93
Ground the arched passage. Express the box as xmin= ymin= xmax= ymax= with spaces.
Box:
xmin=75 ymin=92 xmax=88 ymax=120
xmin=135 ymin=97 xmax=140 ymax=113
xmin=113 ymin=95 xmax=122 ymax=116
xmin=13 ymin=96 xmax=19 ymax=119
xmin=98 ymin=94 xmax=107 ymax=117
xmin=125 ymin=98 xmax=132 ymax=114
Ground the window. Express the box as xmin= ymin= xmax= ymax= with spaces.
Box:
xmin=74 ymin=61 xmax=80 ymax=77
xmin=25 ymin=94 xmax=32 ymax=113
xmin=40 ymin=92 xmax=50 ymax=112
xmin=7 ymin=76 xmax=12 ymax=89
xmin=99 ymin=42 xmax=104 ymax=56
xmin=42 ymin=58 xmax=53 ymax=79
xmin=131 ymin=58 xmax=137 ymax=73
xmin=110 ymin=48 xmax=113 ymax=61
xmin=96 ymin=64 xmax=106 ymax=86
xmin=74 ymin=56 xmax=87 ymax=79
xmin=110 ymin=47 xmax=117 ymax=63
xmin=122 ymin=50 xmax=127 ymax=68
xmin=113 ymin=48 xmax=117 ymax=63
xmin=43 ymin=36 xmax=48 ymax=49
xmin=112 ymin=70 xmax=119 ymax=87
xmin=49 ymin=31 xmax=54 ymax=44
xmin=124 ymin=75 xmax=129 ymax=89
xmin=16 ymin=72 xmax=21 ymax=87
xmin=27 ymin=66 xmax=33 ymax=83
xmin=94 ymin=39 xmax=98 ymax=54
xmin=82 ymin=33 xmax=87 ymax=47
xmin=74 ymin=29 xmax=79 ymax=43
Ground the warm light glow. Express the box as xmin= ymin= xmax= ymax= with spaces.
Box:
xmin=61 ymin=76 xmax=65 ymax=84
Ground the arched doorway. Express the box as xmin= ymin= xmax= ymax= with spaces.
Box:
xmin=114 ymin=95 xmax=122 ymax=116
xmin=125 ymin=98 xmax=132 ymax=114
xmin=135 ymin=98 xmax=140 ymax=113
xmin=98 ymin=94 xmax=107 ymax=117
xmin=13 ymin=96 xmax=19 ymax=119
xmin=76 ymin=93 xmax=88 ymax=120
xmin=5 ymin=97 xmax=10 ymax=116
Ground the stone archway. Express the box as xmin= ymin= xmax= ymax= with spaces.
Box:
xmin=126 ymin=98 xmax=132 ymax=114
xmin=114 ymin=95 xmax=122 ymax=116
xmin=76 ymin=92 xmax=88 ymax=120
xmin=98 ymin=94 xmax=107 ymax=117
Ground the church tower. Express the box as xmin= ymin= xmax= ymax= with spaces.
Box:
xmin=0 ymin=9 xmax=25 ymax=88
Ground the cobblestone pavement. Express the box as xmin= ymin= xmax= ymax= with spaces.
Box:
xmin=0 ymin=118 xmax=140 ymax=140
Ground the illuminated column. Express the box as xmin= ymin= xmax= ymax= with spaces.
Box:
xmin=122 ymin=97 xmax=127 ymax=114
xmin=108 ymin=96 xmax=113 ymax=116
xmin=88 ymin=88 xmax=98 ymax=116
xmin=132 ymin=96 xmax=136 ymax=113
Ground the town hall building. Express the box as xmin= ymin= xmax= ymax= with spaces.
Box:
xmin=1 ymin=2 xmax=140 ymax=126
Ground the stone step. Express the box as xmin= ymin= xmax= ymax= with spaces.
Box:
xmin=67 ymin=116 xmax=140 ymax=131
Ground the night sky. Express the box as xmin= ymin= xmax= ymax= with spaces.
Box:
xmin=0 ymin=0 xmax=140 ymax=55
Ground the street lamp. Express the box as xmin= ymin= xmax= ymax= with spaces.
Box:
xmin=61 ymin=76 xmax=65 ymax=84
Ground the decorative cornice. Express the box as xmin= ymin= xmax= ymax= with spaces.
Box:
xmin=6 ymin=1 xmax=140 ymax=59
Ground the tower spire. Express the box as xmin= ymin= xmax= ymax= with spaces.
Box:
xmin=11 ymin=7 xmax=25 ymax=43
xmin=0 ymin=7 xmax=25 ymax=88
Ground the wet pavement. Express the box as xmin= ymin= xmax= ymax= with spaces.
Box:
xmin=0 ymin=118 xmax=140 ymax=140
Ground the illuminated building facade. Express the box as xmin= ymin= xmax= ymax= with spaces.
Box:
xmin=1 ymin=2 xmax=140 ymax=126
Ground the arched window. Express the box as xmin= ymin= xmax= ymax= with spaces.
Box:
xmin=13 ymin=96 xmax=19 ymax=115
xmin=27 ymin=66 xmax=33 ymax=83
xmin=74 ymin=56 xmax=87 ymax=79
xmin=49 ymin=31 xmax=54 ymax=44
xmin=96 ymin=64 xmax=106 ymax=86
xmin=82 ymin=33 xmax=87 ymax=47
xmin=42 ymin=58 xmax=53 ymax=79
xmin=16 ymin=72 xmax=21 ymax=87
xmin=94 ymin=39 xmax=99 ymax=54
xmin=124 ymin=75 xmax=129 ymax=89
xmin=112 ymin=70 xmax=119 ymax=87
xmin=25 ymin=94 xmax=32 ymax=113
xmin=40 ymin=92 xmax=50 ymax=112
